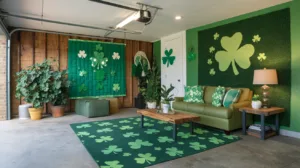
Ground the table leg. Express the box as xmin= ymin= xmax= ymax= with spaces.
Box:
xmin=242 ymin=111 xmax=247 ymax=135
xmin=141 ymin=115 xmax=144 ymax=128
xmin=275 ymin=114 xmax=280 ymax=135
xmin=190 ymin=122 xmax=194 ymax=135
xmin=260 ymin=114 xmax=265 ymax=140
xmin=173 ymin=124 xmax=177 ymax=142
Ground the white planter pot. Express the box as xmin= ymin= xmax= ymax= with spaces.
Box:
xmin=252 ymin=101 xmax=262 ymax=109
xmin=162 ymin=104 xmax=170 ymax=113
xmin=170 ymin=101 xmax=174 ymax=110
xmin=147 ymin=102 xmax=157 ymax=109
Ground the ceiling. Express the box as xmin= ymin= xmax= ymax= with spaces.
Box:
xmin=0 ymin=0 xmax=291 ymax=42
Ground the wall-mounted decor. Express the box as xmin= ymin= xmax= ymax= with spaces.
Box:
xmin=197 ymin=9 xmax=291 ymax=126
xmin=187 ymin=47 xmax=196 ymax=61
xmin=162 ymin=49 xmax=176 ymax=67
xmin=68 ymin=39 xmax=126 ymax=98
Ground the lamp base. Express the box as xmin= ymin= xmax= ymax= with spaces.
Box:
xmin=262 ymin=85 xmax=270 ymax=108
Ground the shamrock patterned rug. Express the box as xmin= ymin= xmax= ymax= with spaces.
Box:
xmin=70 ymin=116 xmax=240 ymax=168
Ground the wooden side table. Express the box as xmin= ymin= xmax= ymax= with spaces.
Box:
xmin=239 ymin=107 xmax=285 ymax=140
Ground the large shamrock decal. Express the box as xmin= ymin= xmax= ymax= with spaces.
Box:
xmin=97 ymin=128 xmax=113 ymax=133
xmin=101 ymin=145 xmax=123 ymax=155
xmin=95 ymin=136 xmax=114 ymax=143
xmin=162 ymin=49 xmax=176 ymax=67
xmin=128 ymin=139 xmax=153 ymax=149
xmin=157 ymin=136 xmax=174 ymax=143
xmin=134 ymin=153 xmax=156 ymax=164
xmin=76 ymin=131 xmax=90 ymax=137
xmin=90 ymin=51 xmax=108 ymax=69
xmin=165 ymin=147 xmax=184 ymax=156
xmin=101 ymin=160 xmax=124 ymax=168
xmin=215 ymin=32 xmax=255 ymax=75
xmin=123 ymin=132 xmax=139 ymax=138
xmin=189 ymin=142 xmax=207 ymax=150
xmin=208 ymin=137 xmax=225 ymax=144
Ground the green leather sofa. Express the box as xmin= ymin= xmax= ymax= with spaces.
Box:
xmin=173 ymin=86 xmax=253 ymax=132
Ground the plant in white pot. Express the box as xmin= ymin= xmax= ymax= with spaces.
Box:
xmin=144 ymin=62 xmax=161 ymax=109
xmin=161 ymin=84 xmax=175 ymax=113
xmin=252 ymin=94 xmax=262 ymax=109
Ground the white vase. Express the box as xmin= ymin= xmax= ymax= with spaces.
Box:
xmin=147 ymin=102 xmax=157 ymax=109
xmin=169 ymin=101 xmax=174 ymax=110
xmin=162 ymin=104 xmax=170 ymax=113
xmin=252 ymin=101 xmax=262 ymax=109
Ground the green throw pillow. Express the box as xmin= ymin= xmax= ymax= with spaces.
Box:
xmin=212 ymin=86 xmax=226 ymax=107
xmin=184 ymin=86 xmax=204 ymax=103
xmin=223 ymin=89 xmax=241 ymax=108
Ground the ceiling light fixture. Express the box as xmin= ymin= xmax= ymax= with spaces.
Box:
xmin=175 ymin=16 xmax=182 ymax=20
xmin=116 ymin=12 xmax=141 ymax=29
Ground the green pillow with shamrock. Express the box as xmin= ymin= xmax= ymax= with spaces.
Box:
xmin=184 ymin=86 xmax=204 ymax=103
xmin=212 ymin=86 xmax=226 ymax=107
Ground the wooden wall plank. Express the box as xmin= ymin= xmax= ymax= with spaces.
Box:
xmin=132 ymin=41 xmax=140 ymax=105
xmin=10 ymin=33 xmax=20 ymax=115
xmin=34 ymin=32 xmax=46 ymax=64
xmin=123 ymin=40 xmax=133 ymax=107
xmin=47 ymin=34 xmax=59 ymax=70
xmin=20 ymin=31 xmax=34 ymax=70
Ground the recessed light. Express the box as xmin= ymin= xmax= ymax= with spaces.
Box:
xmin=175 ymin=16 xmax=182 ymax=20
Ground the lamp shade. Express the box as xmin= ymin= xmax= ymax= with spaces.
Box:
xmin=253 ymin=69 xmax=278 ymax=85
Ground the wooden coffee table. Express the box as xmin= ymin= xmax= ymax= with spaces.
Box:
xmin=137 ymin=109 xmax=200 ymax=141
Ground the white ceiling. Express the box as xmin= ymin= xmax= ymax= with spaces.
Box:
xmin=0 ymin=0 xmax=291 ymax=42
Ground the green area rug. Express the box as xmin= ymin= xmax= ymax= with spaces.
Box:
xmin=70 ymin=117 xmax=240 ymax=168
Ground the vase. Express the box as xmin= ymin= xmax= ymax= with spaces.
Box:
xmin=162 ymin=104 xmax=170 ymax=113
xmin=252 ymin=101 xmax=262 ymax=109
xmin=147 ymin=102 xmax=157 ymax=109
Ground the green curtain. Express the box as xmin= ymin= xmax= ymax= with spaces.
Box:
xmin=68 ymin=39 xmax=126 ymax=98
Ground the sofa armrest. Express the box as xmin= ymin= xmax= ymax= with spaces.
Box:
xmin=230 ymin=101 xmax=251 ymax=110
xmin=174 ymin=97 xmax=184 ymax=102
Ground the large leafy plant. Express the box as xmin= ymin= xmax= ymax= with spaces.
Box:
xmin=50 ymin=70 xmax=70 ymax=106
xmin=15 ymin=60 xmax=52 ymax=108
xmin=144 ymin=60 xmax=161 ymax=103
xmin=161 ymin=84 xmax=175 ymax=104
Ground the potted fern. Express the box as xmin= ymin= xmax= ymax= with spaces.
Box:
xmin=252 ymin=94 xmax=262 ymax=109
xmin=144 ymin=62 xmax=161 ymax=109
xmin=161 ymin=84 xmax=175 ymax=113
xmin=15 ymin=60 xmax=52 ymax=120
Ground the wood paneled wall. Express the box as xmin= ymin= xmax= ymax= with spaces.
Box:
xmin=10 ymin=31 xmax=153 ymax=116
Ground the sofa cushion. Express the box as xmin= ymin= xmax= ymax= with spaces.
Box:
xmin=203 ymin=86 xmax=216 ymax=104
xmin=223 ymin=89 xmax=241 ymax=107
xmin=183 ymin=86 xmax=204 ymax=103
xmin=203 ymin=105 xmax=233 ymax=119
xmin=172 ymin=101 xmax=189 ymax=111
xmin=186 ymin=103 xmax=206 ymax=113
xmin=237 ymin=88 xmax=251 ymax=102
xmin=212 ymin=86 xmax=226 ymax=107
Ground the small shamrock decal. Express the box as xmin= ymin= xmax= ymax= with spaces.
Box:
xmin=223 ymin=134 xmax=239 ymax=140
xmin=165 ymin=147 xmax=184 ymax=157
xmin=135 ymin=153 xmax=156 ymax=164
xmin=119 ymin=125 xmax=133 ymax=130
xmin=177 ymin=132 xmax=193 ymax=139
xmin=101 ymin=145 xmax=123 ymax=155
xmin=257 ymin=53 xmax=267 ymax=61
xmin=95 ymin=136 xmax=114 ymax=143
xmin=252 ymin=34 xmax=261 ymax=43
xmin=96 ymin=44 xmax=103 ymax=51
xmin=79 ymin=70 xmax=87 ymax=77
xmin=123 ymin=132 xmax=139 ymax=138
xmin=154 ymin=147 xmax=161 ymax=151
xmin=209 ymin=137 xmax=225 ymax=144
xmin=207 ymin=59 xmax=213 ymax=65
xmin=76 ymin=124 xmax=91 ymax=129
xmin=182 ymin=123 xmax=190 ymax=127
xmin=128 ymin=139 xmax=153 ymax=149
xmin=162 ymin=49 xmax=176 ymax=67
xmin=112 ymin=52 xmax=120 ymax=60
xmin=119 ymin=120 xmax=130 ymax=124
xmin=194 ymin=128 xmax=209 ymax=134
xmin=189 ymin=142 xmax=207 ymax=150
xmin=158 ymin=121 xmax=167 ymax=124
xmin=78 ymin=84 xmax=88 ymax=93
xmin=123 ymin=153 xmax=131 ymax=157
xmin=209 ymin=46 xmax=215 ymax=53
xmin=214 ymin=32 xmax=220 ymax=40
xmin=101 ymin=160 xmax=124 ymax=168
xmin=209 ymin=68 xmax=216 ymax=76
xmin=144 ymin=123 xmax=154 ymax=127
xmin=158 ymin=136 xmax=174 ymax=143
xmin=164 ymin=126 xmax=173 ymax=131
xmin=78 ymin=50 xmax=87 ymax=59
xmin=96 ymin=83 xmax=104 ymax=90
xmin=113 ymin=83 xmax=120 ymax=92
xmin=98 ymin=122 xmax=112 ymax=126
xmin=77 ymin=131 xmax=90 ymax=137
xmin=111 ymin=70 xmax=116 ymax=76
xmin=178 ymin=142 xmax=185 ymax=145
xmin=97 ymin=128 xmax=113 ymax=133
xmin=144 ymin=129 xmax=160 ymax=134
xmin=88 ymin=135 xmax=96 ymax=138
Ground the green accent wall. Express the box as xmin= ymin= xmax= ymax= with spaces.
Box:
xmin=186 ymin=0 xmax=300 ymax=132
xmin=153 ymin=40 xmax=161 ymax=70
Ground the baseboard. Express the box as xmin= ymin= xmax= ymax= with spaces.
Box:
xmin=280 ymin=129 xmax=300 ymax=139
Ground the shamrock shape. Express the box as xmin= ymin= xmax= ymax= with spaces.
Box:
xmin=154 ymin=147 xmax=161 ymax=151
xmin=128 ymin=139 xmax=153 ymax=149
xmin=135 ymin=118 xmax=141 ymax=122
xmin=98 ymin=122 xmax=112 ymax=126
xmin=158 ymin=121 xmax=167 ymax=124
xmin=79 ymin=70 xmax=87 ymax=77
xmin=223 ymin=134 xmax=239 ymax=140
xmin=133 ymin=122 xmax=138 ymax=125
xmin=162 ymin=49 xmax=176 ymax=67
xmin=158 ymin=136 xmax=174 ymax=143
xmin=96 ymin=44 xmax=103 ymax=51
xmin=134 ymin=153 xmax=156 ymax=164
xmin=77 ymin=131 xmax=90 ymax=137
xmin=95 ymin=136 xmax=114 ymax=143
xmin=78 ymin=50 xmax=87 ymax=59
xmin=112 ymin=52 xmax=120 ymax=60
xmin=209 ymin=137 xmax=225 ymax=144
xmin=101 ymin=160 xmax=124 ymax=168
xmin=95 ymin=70 xmax=105 ymax=81
xmin=101 ymin=145 xmax=123 ymax=155
xmin=209 ymin=46 xmax=215 ymax=53
xmin=128 ymin=117 xmax=135 ymax=120
xmin=123 ymin=132 xmax=139 ymax=138
xmin=113 ymin=83 xmax=120 ymax=92
xmin=119 ymin=120 xmax=130 ymax=124
xmin=78 ymin=84 xmax=87 ymax=93
xmin=90 ymin=51 xmax=108 ymax=69
xmin=123 ymin=153 xmax=131 ymax=157
xmin=214 ymin=32 xmax=220 ymax=40
xmin=144 ymin=123 xmax=154 ymax=127
xmin=252 ymin=34 xmax=261 ymax=43
xmin=188 ymin=48 xmax=196 ymax=61
xmin=96 ymin=83 xmax=104 ymax=90
xmin=207 ymin=59 xmax=213 ymax=65
xmin=194 ymin=128 xmax=209 ymax=135
xmin=213 ymin=133 xmax=219 ymax=136
xmin=178 ymin=142 xmax=185 ymax=145
xmin=111 ymin=70 xmax=116 ymax=76
xmin=97 ymin=128 xmax=113 ymax=133
xmin=144 ymin=129 xmax=160 ymax=134
xmin=120 ymin=125 xmax=133 ymax=130
xmin=113 ymin=125 xmax=118 ymax=127
xmin=257 ymin=53 xmax=267 ymax=61
xmin=182 ymin=123 xmax=190 ymax=127
xmin=164 ymin=126 xmax=173 ymax=131
xmin=177 ymin=132 xmax=193 ymax=139
xmin=198 ymin=137 xmax=206 ymax=140
xmin=89 ymin=135 xmax=96 ymax=138
xmin=165 ymin=147 xmax=184 ymax=157
xmin=209 ymin=68 xmax=216 ymax=76
xmin=215 ymin=32 xmax=255 ymax=76
xmin=189 ymin=142 xmax=207 ymax=150
xmin=76 ymin=124 xmax=91 ymax=129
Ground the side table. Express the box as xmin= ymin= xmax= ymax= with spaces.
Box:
xmin=239 ymin=107 xmax=284 ymax=140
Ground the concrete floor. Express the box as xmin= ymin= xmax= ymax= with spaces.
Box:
xmin=1 ymin=108 xmax=300 ymax=168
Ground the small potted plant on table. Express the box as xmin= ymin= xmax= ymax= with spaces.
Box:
xmin=161 ymin=84 xmax=175 ymax=113
xmin=144 ymin=62 xmax=161 ymax=109
xmin=252 ymin=94 xmax=262 ymax=109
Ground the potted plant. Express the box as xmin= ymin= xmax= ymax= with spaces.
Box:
xmin=252 ymin=94 xmax=262 ymax=109
xmin=161 ymin=84 xmax=175 ymax=113
xmin=15 ymin=60 xmax=53 ymax=120
xmin=49 ymin=70 xmax=70 ymax=118
xmin=144 ymin=61 xmax=161 ymax=109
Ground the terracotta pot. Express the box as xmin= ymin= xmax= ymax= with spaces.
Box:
xmin=28 ymin=107 xmax=43 ymax=120
xmin=51 ymin=105 xmax=65 ymax=118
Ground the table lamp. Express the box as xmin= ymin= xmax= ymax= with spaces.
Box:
xmin=253 ymin=68 xmax=278 ymax=108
